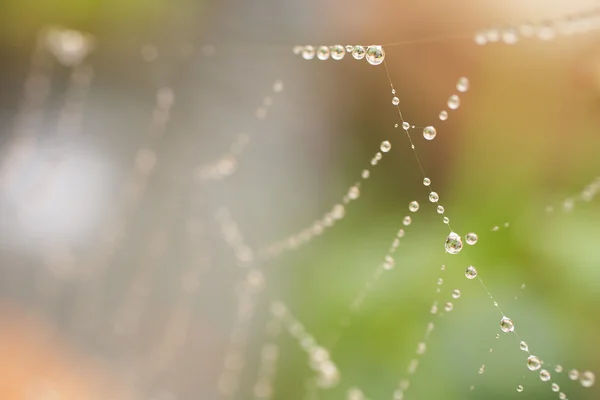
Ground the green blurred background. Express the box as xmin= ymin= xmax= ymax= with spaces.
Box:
xmin=0 ymin=0 xmax=599 ymax=399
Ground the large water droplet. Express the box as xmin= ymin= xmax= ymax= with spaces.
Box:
xmin=302 ymin=46 xmax=316 ymax=60
xmin=331 ymin=45 xmax=345 ymax=60
xmin=445 ymin=232 xmax=463 ymax=254
xmin=540 ymin=369 xmax=551 ymax=382
xmin=527 ymin=355 xmax=541 ymax=371
xmin=580 ymin=371 xmax=595 ymax=387
xmin=352 ymin=46 xmax=365 ymax=60
xmin=569 ymin=369 xmax=579 ymax=380
xmin=423 ymin=177 xmax=431 ymax=186
xmin=456 ymin=77 xmax=469 ymax=92
xmin=551 ymin=383 xmax=560 ymax=392
xmin=402 ymin=122 xmax=410 ymax=130
xmin=317 ymin=46 xmax=330 ymax=60
xmin=409 ymin=201 xmax=419 ymax=212
xmin=429 ymin=192 xmax=439 ymax=203
xmin=447 ymin=95 xmax=460 ymax=110
xmin=380 ymin=141 xmax=391 ymax=152
xmin=516 ymin=385 xmax=523 ymax=392
xmin=392 ymin=97 xmax=399 ymax=106
xmin=465 ymin=232 xmax=478 ymax=245
xmin=423 ymin=126 xmax=437 ymax=140
xmin=436 ymin=205 xmax=445 ymax=214
xmin=465 ymin=266 xmax=477 ymax=279
xmin=500 ymin=316 xmax=514 ymax=332
xmin=365 ymin=45 xmax=385 ymax=65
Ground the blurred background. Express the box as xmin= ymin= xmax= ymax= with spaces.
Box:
xmin=0 ymin=0 xmax=599 ymax=399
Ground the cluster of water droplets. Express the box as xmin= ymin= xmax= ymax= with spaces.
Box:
xmin=293 ymin=45 xmax=385 ymax=65
xmin=474 ymin=8 xmax=600 ymax=45
xmin=438 ymin=77 xmax=468 ymax=122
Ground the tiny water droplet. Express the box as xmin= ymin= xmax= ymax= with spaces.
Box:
xmin=555 ymin=365 xmax=563 ymax=373
xmin=519 ymin=341 xmax=528 ymax=351
xmin=402 ymin=122 xmax=410 ymax=130
xmin=478 ymin=364 xmax=485 ymax=374
xmin=352 ymin=45 xmax=365 ymax=60
xmin=429 ymin=192 xmax=439 ymax=203
xmin=345 ymin=45 xmax=353 ymax=52
xmin=569 ymin=369 xmax=579 ymax=380
xmin=365 ymin=45 xmax=385 ymax=65
xmin=416 ymin=342 xmax=426 ymax=355
xmin=443 ymin=216 xmax=450 ymax=224
xmin=302 ymin=46 xmax=316 ymax=60
xmin=380 ymin=141 xmax=391 ymax=152
xmin=403 ymin=216 xmax=412 ymax=226
xmin=331 ymin=45 xmax=345 ymax=60
xmin=423 ymin=177 xmax=431 ymax=186
xmin=348 ymin=186 xmax=360 ymax=200
xmin=551 ymin=383 xmax=559 ymax=392
xmin=437 ymin=278 xmax=443 ymax=285
xmin=456 ymin=77 xmax=469 ymax=92
xmin=439 ymin=110 xmax=448 ymax=121
xmin=495 ymin=334 xmax=500 ymax=339
xmin=392 ymin=97 xmax=400 ymax=106
xmin=540 ymin=369 xmax=551 ymax=382
xmin=437 ymin=205 xmax=445 ymax=214
xmin=559 ymin=392 xmax=566 ymax=400
xmin=444 ymin=302 xmax=453 ymax=311
xmin=430 ymin=303 xmax=438 ymax=314
xmin=444 ymin=232 xmax=463 ymax=254
xmin=409 ymin=201 xmax=419 ymax=212
xmin=452 ymin=289 xmax=461 ymax=299
xmin=447 ymin=95 xmax=460 ymax=110
xmin=465 ymin=232 xmax=478 ymax=245
xmin=423 ymin=126 xmax=437 ymax=140
xmin=517 ymin=385 xmax=523 ymax=392
xmin=361 ymin=170 xmax=370 ymax=179
xmin=465 ymin=266 xmax=477 ymax=279
xmin=383 ymin=255 xmax=395 ymax=270
xmin=527 ymin=355 xmax=541 ymax=371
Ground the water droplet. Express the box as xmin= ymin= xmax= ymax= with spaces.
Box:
xmin=416 ymin=342 xmax=426 ymax=355
xmin=517 ymin=385 xmax=523 ymax=392
xmin=452 ymin=289 xmax=461 ymax=299
xmin=375 ymin=152 xmax=382 ymax=161
xmin=580 ymin=371 xmax=595 ymax=387
xmin=352 ymin=45 xmax=365 ymax=60
xmin=465 ymin=232 xmax=478 ymax=245
xmin=437 ymin=278 xmax=443 ymax=285
xmin=429 ymin=192 xmax=439 ymax=203
xmin=383 ymin=255 xmax=395 ymax=270
xmin=423 ymin=177 xmax=431 ymax=186
xmin=430 ymin=303 xmax=438 ymax=314
xmin=500 ymin=317 xmax=514 ymax=332
xmin=445 ymin=232 xmax=463 ymax=254
xmin=273 ymin=80 xmax=284 ymax=93
xmin=331 ymin=45 xmax=345 ymax=60
xmin=345 ymin=45 xmax=353 ymax=52
xmin=409 ymin=201 xmax=419 ymax=212
xmin=317 ymin=46 xmax=330 ymax=60
xmin=555 ymin=365 xmax=563 ymax=373
xmin=365 ymin=45 xmax=385 ymax=65
xmin=445 ymin=302 xmax=453 ymax=311
xmin=440 ymin=265 xmax=446 ymax=271
xmin=380 ymin=141 xmax=391 ymax=152
xmin=403 ymin=216 xmax=412 ymax=226
xmin=348 ymin=186 xmax=360 ymax=200
xmin=402 ymin=122 xmax=410 ymax=130
xmin=443 ymin=216 xmax=450 ymax=224
xmin=447 ymin=95 xmax=460 ymax=110
xmin=332 ymin=204 xmax=345 ymax=220
xmin=437 ymin=205 xmax=445 ymax=214
xmin=474 ymin=32 xmax=487 ymax=45
xmin=397 ymin=229 xmax=405 ymax=238
xmin=361 ymin=170 xmax=370 ymax=179
xmin=559 ymin=392 xmax=566 ymax=400
xmin=392 ymin=97 xmax=399 ymax=106
xmin=302 ymin=46 xmax=316 ymax=60
xmin=551 ymin=383 xmax=560 ymax=392
xmin=495 ymin=333 xmax=500 ymax=339
xmin=478 ymin=364 xmax=485 ymax=374
xmin=527 ymin=355 xmax=541 ymax=371
xmin=464 ymin=266 xmax=477 ymax=280
xmin=540 ymin=369 xmax=551 ymax=382
xmin=456 ymin=77 xmax=469 ymax=92
xmin=519 ymin=341 xmax=528 ymax=351
xmin=439 ymin=110 xmax=448 ymax=121
xmin=569 ymin=369 xmax=579 ymax=380
xmin=502 ymin=28 xmax=519 ymax=44
xmin=293 ymin=45 xmax=303 ymax=55
xmin=423 ymin=126 xmax=437 ymax=140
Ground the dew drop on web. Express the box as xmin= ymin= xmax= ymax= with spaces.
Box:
xmin=527 ymin=355 xmax=541 ymax=371
xmin=447 ymin=94 xmax=460 ymax=110
xmin=423 ymin=126 xmax=436 ymax=140
xmin=465 ymin=265 xmax=477 ymax=279
xmin=429 ymin=191 xmax=439 ymax=203
xmin=465 ymin=232 xmax=478 ymax=245
xmin=500 ymin=316 xmax=514 ymax=332
xmin=409 ymin=201 xmax=419 ymax=212
xmin=380 ymin=141 xmax=391 ymax=152
xmin=445 ymin=232 xmax=463 ymax=254
xmin=365 ymin=45 xmax=385 ymax=65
